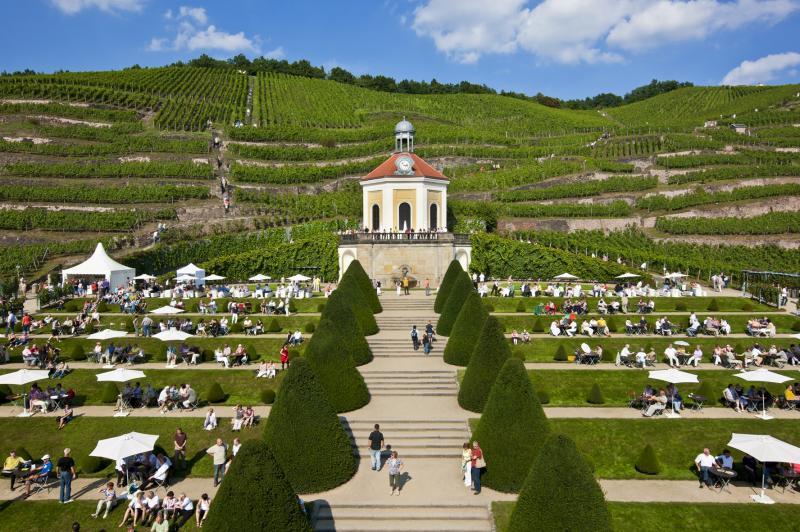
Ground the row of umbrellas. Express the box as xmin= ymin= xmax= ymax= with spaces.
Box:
xmin=87 ymin=327 xmax=192 ymax=342
xmin=135 ymin=273 xmax=311 ymax=283
xmin=553 ymin=272 xmax=641 ymax=280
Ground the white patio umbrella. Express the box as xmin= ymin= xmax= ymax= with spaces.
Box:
xmin=153 ymin=328 xmax=194 ymax=342
xmin=90 ymin=432 xmax=159 ymax=483
xmin=727 ymin=433 xmax=800 ymax=504
xmin=616 ymin=273 xmax=640 ymax=279
xmin=87 ymin=329 xmax=128 ymax=341
xmin=553 ymin=273 xmax=578 ymax=280
xmin=0 ymin=370 xmax=50 ymax=417
xmin=734 ymin=369 xmax=792 ymax=420
xmin=674 ymin=340 xmax=691 ymax=347
xmin=150 ymin=306 xmax=184 ymax=315
xmin=648 ymin=369 xmax=699 ymax=418
xmin=204 ymin=274 xmax=226 ymax=281
xmin=249 ymin=274 xmax=271 ymax=281
xmin=133 ymin=274 xmax=156 ymax=281
xmin=96 ymin=368 xmax=147 ymax=417
xmin=666 ymin=272 xmax=686 ymax=279
xmin=288 ymin=274 xmax=311 ymax=282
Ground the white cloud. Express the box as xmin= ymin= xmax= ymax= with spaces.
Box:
xmin=264 ymin=46 xmax=286 ymax=60
xmin=51 ymin=0 xmax=144 ymax=14
xmin=148 ymin=5 xmax=262 ymax=54
xmin=721 ymin=51 xmax=800 ymax=84
xmin=411 ymin=0 xmax=799 ymax=64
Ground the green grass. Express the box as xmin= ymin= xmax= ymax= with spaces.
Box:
xmin=492 ymin=502 xmax=800 ymax=532
xmin=0 ymin=417 xmax=263 ymax=478
xmin=472 ymin=418 xmax=800 ymax=479
xmin=508 ymin=337 xmax=797 ymax=362
xmin=0 ymin=369 xmax=281 ymax=406
xmin=54 ymin=296 xmax=324 ymax=314
xmin=485 ymin=296 xmax=772 ymax=313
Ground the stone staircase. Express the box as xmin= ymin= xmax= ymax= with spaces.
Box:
xmin=345 ymin=419 xmax=467 ymax=459
xmin=312 ymin=503 xmax=493 ymax=532
xmin=360 ymin=370 xmax=457 ymax=396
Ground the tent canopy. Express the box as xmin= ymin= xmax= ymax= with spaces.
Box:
xmin=554 ymin=273 xmax=578 ymax=280
xmin=176 ymin=263 xmax=205 ymax=286
xmin=249 ymin=274 xmax=271 ymax=281
xmin=62 ymin=243 xmax=135 ymax=290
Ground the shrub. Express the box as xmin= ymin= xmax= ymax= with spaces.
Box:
xmin=537 ymin=390 xmax=550 ymax=405
xmin=437 ymin=271 xmax=474 ymax=336
xmin=472 ymin=359 xmax=550 ymax=493
xmin=734 ymin=343 xmax=745 ymax=354
xmin=484 ymin=303 xmax=495 ymax=312
xmin=792 ymin=320 xmax=800 ymax=332
xmin=96 ymin=302 xmax=109 ymax=312
xmin=515 ymin=300 xmax=527 ymax=312
xmin=202 ymin=440 xmax=312 ymax=532
xmin=304 ymin=322 xmax=316 ymax=333
xmin=100 ymin=382 xmax=119 ymax=404
xmin=201 ymin=349 xmax=214 ymax=363
xmin=635 ymin=444 xmax=661 ymax=475
xmin=553 ymin=344 xmax=567 ymax=362
xmin=206 ymin=382 xmax=226 ymax=404
xmin=458 ymin=316 xmax=512 ymax=413
xmin=434 ymin=260 xmax=464 ymax=313
xmin=707 ymin=298 xmax=720 ymax=312
xmin=342 ymin=260 xmax=382 ymax=313
xmin=741 ymin=302 xmax=754 ymax=312
xmin=251 ymin=301 xmax=260 ymax=313
xmin=81 ymin=455 xmax=108 ymax=474
xmin=263 ymin=358 xmax=356 ymax=492
xmin=229 ymin=321 xmax=243 ymax=334
xmin=587 ymin=383 xmax=605 ymax=404
xmin=267 ymin=319 xmax=282 ymax=333
xmin=444 ymin=292 xmax=489 ymax=366
xmin=302 ymin=318 xmax=370 ymax=412
xmin=675 ymin=302 xmax=688 ymax=311
xmin=695 ymin=380 xmax=719 ymax=404
xmin=531 ymin=317 xmax=544 ymax=333
xmin=84 ymin=322 xmax=94 ymax=334
xmin=508 ymin=433 xmax=613 ymax=532
xmin=125 ymin=318 xmax=135 ymax=333
xmin=605 ymin=317 xmax=618 ymax=332
xmin=245 ymin=344 xmax=258 ymax=361
xmin=321 ymin=290 xmax=372 ymax=365
xmin=260 ymin=388 xmax=276 ymax=405
xmin=70 ymin=343 xmax=86 ymax=361
xmin=335 ymin=274 xmax=379 ymax=336
xmin=316 ymin=303 xmax=326 ymax=313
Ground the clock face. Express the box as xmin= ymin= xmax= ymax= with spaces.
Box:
xmin=396 ymin=156 xmax=413 ymax=175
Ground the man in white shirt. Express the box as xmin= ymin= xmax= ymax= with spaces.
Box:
xmin=616 ymin=344 xmax=632 ymax=366
xmin=695 ymin=448 xmax=717 ymax=488
xmin=142 ymin=455 xmax=170 ymax=491
xmin=664 ymin=345 xmax=679 ymax=368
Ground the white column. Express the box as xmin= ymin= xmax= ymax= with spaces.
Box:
xmin=382 ymin=186 xmax=393 ymax=230
xmin=415 ymin=184 xmax=426 ymax=231
xmin=361 ymin=184 xmax=369 ymax=229
xmin=440 ymin=184 xmax=448 ymax=231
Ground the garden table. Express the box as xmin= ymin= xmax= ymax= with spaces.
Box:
xmin=709 ymin=467 xmax=737 ymax=494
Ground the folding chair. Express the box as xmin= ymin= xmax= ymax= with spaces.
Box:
xmin=687 ymin=393 xmax=706 ymax=412
xmin=29 ymin=474 xmax=53 ymax=496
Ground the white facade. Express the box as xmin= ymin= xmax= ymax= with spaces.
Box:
xmin=360 ymin=176 xmax=448 ymax=232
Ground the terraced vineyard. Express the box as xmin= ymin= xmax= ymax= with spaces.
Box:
xmin=1 ymin=65 xmax=800 ymax=293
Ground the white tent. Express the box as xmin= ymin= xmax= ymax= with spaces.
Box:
xmin=177 ymin=263 xmax=205 ymax=286
xmin=204 ymin=274 xmax=226 ymax=282
xmin=61 ymin=243 xmax=135 ymax=292
xmin=554 ymin=273 xmax=578 ymax=280
xmin=288 ymin=274 xmax=311 ymax=282
xmin=249 ymin=274 xmax=271 ymax=281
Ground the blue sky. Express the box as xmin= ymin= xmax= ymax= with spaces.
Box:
xmin=1 ymin=0 xmax=799 ymax=99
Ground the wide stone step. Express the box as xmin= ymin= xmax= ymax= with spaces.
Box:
xmin=314 ymin=518 xmax=489 ymax=531
xmin=315 ymin=504 xmax=489 ymax=520
xmin=346 ymin=420 xmax=466 ymax=429
xmin=356 ymin=449 xmax=463 ymax=459
xmin=363 ymin=380 xmax=455 ymax=386
xmin=369 ymin=390 xmax=456 ymax=397
xmin=313 ymin=505 xmax=491 ymax=531
xmin=373 ymin=353 xmax=443 ymax=358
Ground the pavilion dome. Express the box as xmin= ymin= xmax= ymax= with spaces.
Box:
xmin=394 ymin=118 xmax=415 ymax=134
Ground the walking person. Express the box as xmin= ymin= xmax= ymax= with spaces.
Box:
xmin=402 ymin=277 xmax=410 ymax=296
xmin=422 ymin=333 xmax=431 ymax=355
xmin=461 ymin=443 xmax=472 ymax=488
xmin=368 ymin=424 xmax=384 ymax=471
xmin=173 ymin=428 xmax=188 ymax=470
xmin=470 ymin=441 xmax=484 ymax=495
xmin=206 ymin=438 xmax=227 ymax=487
xmin=410 ymin=326 xmax=419 ymax=351
xmin=424 ymin=278 xmax=430 ymax=297
xmin=396 ymin=281 xmax=401 ymax=296
xmin=387 ymin=451 xmax=404 ymax=496
xmin=57 ymin=448 xmax=76 ymax=504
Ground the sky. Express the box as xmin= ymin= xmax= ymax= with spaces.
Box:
xmin=1 ymin=0 xmax=799 ymax=99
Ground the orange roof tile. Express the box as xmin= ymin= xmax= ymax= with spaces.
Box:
xmin=362 ymin=152 xmax=448 ymax=181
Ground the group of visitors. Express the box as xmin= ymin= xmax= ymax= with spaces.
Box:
xmin=695 ymin=446 xmax=800 ymax=491
xmin=549 ymin=316 xmax=610 ymax=337
xmin=157 ymin=384 xmax=198 ymax=413
xmin=90 ymin=341 xmax=145 ymax=366
xmin=410 ymin=323 xmax=436 ymax=354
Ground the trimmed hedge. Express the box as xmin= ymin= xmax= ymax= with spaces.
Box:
xmin=434 ymin=260 xmax=463 ymax=313
xmin=336 ymin=274 xmax=379 ymax=336
xmin=206 ymin=382 xmax=226 ymax=404
xmin=267 ymin=319 xmax=282 ymax=333
xmin=263 ymin=358 xmax=357 ymax=493
xmin=587 ymin=383 xmax=605 ymax=405
xmin=260 ymin=388 xmax=276 ymax=405
xmin=635 ymin=444 xmax=661 ymax=475
xmin=444 ymin=291 xmax=489 ymax=366
xmin=81 ymin=455 xmax=108 ymax=474
xmin=321 ymin=290 xmax=373 ymax=365
xmin=303 ymin=318 xmax=370 ymax=413
xmin=343 ymin=259 xmax=382 ymax=313
xmin=458 ymin=316 xmax=511 ymax=413
xmin=202 ymin=440 xmax=312 ymax=531
xmin=100 ymin=383 xmax=119 ymax=404
xmin=437 ymin=271 xmax=474 ymax=336
xmin=471 ymin=359 xmax=550 ymax=493
xmin=509 ymin=433 xmax=613 ymax=532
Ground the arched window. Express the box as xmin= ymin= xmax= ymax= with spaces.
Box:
xmin=371 ymin=204 xmax=380 ymax=231
xmin=429 ymin=203 xmax=438 ymax=230
xmin=398 ymin=202 xmax=411 ymax=230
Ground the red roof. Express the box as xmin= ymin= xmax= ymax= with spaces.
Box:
xmin=362 ymin=152 xmax=448 ymax=181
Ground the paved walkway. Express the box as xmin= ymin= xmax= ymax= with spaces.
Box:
xmin=0 ymin=476 xmax=219 ymax=502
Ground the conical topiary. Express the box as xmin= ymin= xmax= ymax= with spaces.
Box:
xmin=437 ymin=271 xmax=474 ymax=336
xmin=303 ymin=318 xmax=370 ymax=412
xmin=202 ymin=440 xmax=312 ymax=531
xmin=508 ymin=433 xmax=613 ymax=532
xmin=515 ymin=300 xmax=527 ymax=312
xmin=553 ymin=344 xmax=567 ymax=362
xmin=707 ymin=298 xmax=720 ymax=312
xmin=263 ymin=358 xmax=356 ymax=492
xmin=587 ymin=383 xmax=605 ymax=404
xmin=532 ymin=317 xmax=545 ymax=333
xmin=471 ymin=359 xmax=550 ymax=492
xmin=458 ymin=316 xmax=512 ymax=413
xmin=434 ymin=260 xmax=463 ymax=313
xmin=342 ymin=260 xmax=381 ymax=314
xmin=267 ymin=318 xmax=281 ymax=333
xmin=321 ymin=290 xmax=372 ymax=365
xmin=206 ymin=382 xmax=226 ymax=403
xmin=635 ymin=444 xmax=661 ymax=475
xmin=695 ymin=380 xmax=717 ymax=404
xmin=443 ymin=292 xmax=489 ymax=366
xmin=100 ymin=382 xmax=119 ymax=403
xmin=336 ymin=274 xmax=379 ymax=335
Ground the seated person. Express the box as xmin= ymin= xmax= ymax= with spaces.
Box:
xmin=687 ymin=347 xmax=703 ymax=367
xmin=56 ymin=405 xmax=73 ymax=430
xmin=23 ymin=454 xmax=52 ymax=497
xmin=723 ymin=384 xmax=748 ymax=412
xmin=90 ymin=481 xmax=117 ymax=519
xmin=784 ymin=384 xmax=800 ymax=407
xmin=549 ymin=321 xmax=561 ymax=336
xmin=616 ymin=344 xmax=632 ymax=366
xmin=511 ymin=330 xmax=520 ymax=345
xmin=643 ymin=390 xmax=668 ymax=417
xmin=203 ymin=408 xmax=217 ymax=431
xmin=242 ymin=405 xmax=255 ymax=428
xmin=51 ymin=361 xmax=70 ymax=379
xmin=165 ymin=346 xmax=178 ymax=367
xmin=635 ymin=349 xmax=648 ymax=368
xmin=521 ymin=330 xmax=530 ymax=343
xmin=581 ymin=321 xmax=594 ymax=337
xmin=140 ymin=454 xmax=171 ymax=491
xmin=3 ymin=450 xmax=28 ymax=491
xmin=565 ymin=320 xmax=577 ymax=337
xmin=716 ymin=449 xmax=734 ymax=470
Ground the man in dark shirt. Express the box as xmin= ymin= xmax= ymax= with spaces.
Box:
xmin=367 ymin=424 xmax=384 ymax=472
xmin=57 ymin=448 xmax=76 ymax=503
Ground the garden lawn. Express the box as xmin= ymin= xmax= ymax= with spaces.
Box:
xmin=509 ymin=337 xmax=798 ymax=362
xmin=56 ymin=296 xmax=325 ymax=314
xmin=492 ymin=502 xmax=800 ymax=532
xmin=0 ymin=417 xmax=263 ymax=477
xmin=485 ymin=296 xmax=772 ymax=313
xmin=0 ymin=369 xmax=282 ymax=406
xmin=495 ymin=313 xmax=798 ymax=334
xmin=471 ymin=418 xmax=800 ymax=479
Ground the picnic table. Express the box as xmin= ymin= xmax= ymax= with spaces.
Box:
xmin=709 ymin=467 xmax=737 ymax=493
